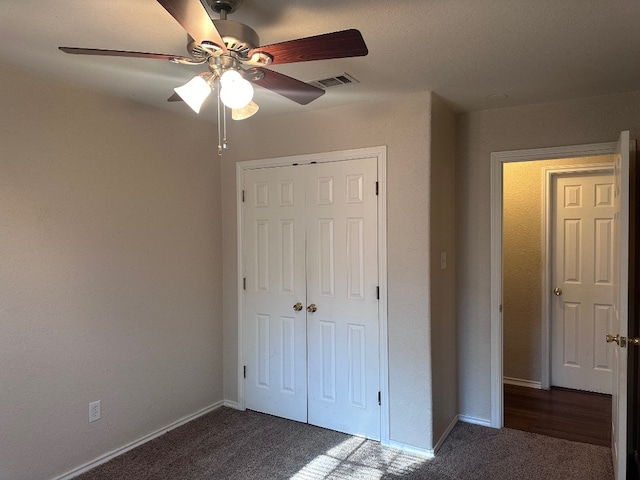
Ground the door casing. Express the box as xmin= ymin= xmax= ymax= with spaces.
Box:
xmin=236 ymin=146 xmax=389 ymax=444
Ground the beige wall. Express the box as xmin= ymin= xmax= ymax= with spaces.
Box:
xmin=456 ymin=90 xmax=640 ymax=421
xmin=221 ymin=92 xmax=453 ymax=450
xmin=429 ymin=94 xmax=458 ymax=441
xmin=503 ymin=156 xmax=614 ymax=383
xmin=0 ymin=64 xmax=223 ymax=480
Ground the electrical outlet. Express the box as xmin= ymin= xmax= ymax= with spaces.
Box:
xmin=89 ymin=400 xmax=101 ymax=423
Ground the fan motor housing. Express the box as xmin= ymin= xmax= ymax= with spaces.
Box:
xmin=206 ymin=0 xmax=242 ymax=15
xmin=187 ymin=20 xmax=259 ymax=59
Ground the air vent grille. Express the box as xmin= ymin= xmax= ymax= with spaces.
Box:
xmin=309 ymin=73 xmax=359 ymax=90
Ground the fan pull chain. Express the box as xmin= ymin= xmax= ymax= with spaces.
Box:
xmin=217 ymin=78 xmax=222 ymax=155
xmin=222 ymin=102 xmax=228 ymax=151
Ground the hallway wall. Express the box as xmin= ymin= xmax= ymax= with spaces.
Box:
xmin=456 ymin=90 xmax=640 ymax=422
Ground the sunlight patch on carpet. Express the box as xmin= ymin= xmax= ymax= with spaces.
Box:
xmin=290 ymin=437 xmax=428 ymax=479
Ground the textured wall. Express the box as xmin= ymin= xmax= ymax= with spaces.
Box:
xmin=429 ymin=94 xmax=458 ymax=442
xmin=0 ymin=64 xmax=223 ymax=480
xmin=456 ymin=90 xmax=640 ymax=422
xmin=502 ymin=156 xmax=613 ymax=383
xmin=221 ymin=92 xmax=438 ymax=450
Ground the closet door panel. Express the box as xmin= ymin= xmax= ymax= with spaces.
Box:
xmin=243 ymin=166 xmax=307 ymax=422
xmin=306 ymin=158 xmax=380 ymax=440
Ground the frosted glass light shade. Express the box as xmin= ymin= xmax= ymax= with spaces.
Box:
xmin=232 ymin=101 xmax=259 ymax=120
xmin=219 ymin=70 xmax=254 ymax=109
xmin=174 ymin=76 xmax=212 ymax=113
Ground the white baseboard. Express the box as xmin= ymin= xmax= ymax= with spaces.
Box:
xmin=53 ymin=401 xmax=224 ymax=480
xmin=503 ymin=377 xmax=542 ymax=389
xmin=385 ymin=414 xmax=490 ymax=457
xmin=383 ymin=439 xmax=434 ymax=458
xmin=223 ymin=400 xmax=240 ymax=410
xmin=432 ymin=415 xmax=458 ymax=455
xmin=457 ymin=414 xmax=492 ymax=427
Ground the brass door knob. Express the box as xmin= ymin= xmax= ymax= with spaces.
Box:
xmin=293 ymin=302 xmax=303 ymax=312
xmin=606 ymin=334 xmax=640 ymax=347
xmin=307 ymin=304 xmax=317 ymax=313
xmin=553 ymin=287 xmax=562 ymax=296
xmin=606 ymin=334 xmax=621 ymax=345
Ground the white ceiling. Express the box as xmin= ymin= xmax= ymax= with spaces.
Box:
xmin=1 ymin=0 xmax=639 ymax=122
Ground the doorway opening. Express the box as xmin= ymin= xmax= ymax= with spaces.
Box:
xmin=490 ymin=134 xmax=634 ymax=480
xmin=488 ymin=140 xmax=624 ymax=424
xmin=501 ymin=157 xmax=615 ymax=445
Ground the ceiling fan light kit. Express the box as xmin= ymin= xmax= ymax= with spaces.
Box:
xmin=219 ymin=69 xmax=254 ymax=109
xmin=58 ymin=0 xmax=368 ymax=153
xmin=231 ymin=100 xmax=259 ymax=121
xmin=173 ymin=73 xmax=214 ymax=113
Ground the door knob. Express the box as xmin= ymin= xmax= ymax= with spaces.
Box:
xmin=553 ymin=287 xmax=562 ymax=296
xmin=307 ymin=303 xmax=317 ymax=313
xmin=293 ymin=302 xmax=303 ymax=312
xmin=606 ymin=334 xmax=622 ymax=345
xmin=607 ymin=334 xmax=640 ymax=347
xmin=606 ymin=333 xmax=633 ymax=347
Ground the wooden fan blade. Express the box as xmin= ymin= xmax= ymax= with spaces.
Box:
xmin=248 ymin=29 xmax=368 ymax=65
xmin=59 ymin=47 xmax=189 ymax=61
xmin=156 ymin=0 xmax=227 ymax=52
xmin=167 ymin=92 xmax=183 ymax=102
xmin=252 ymin=68 xmax=324 ymax=105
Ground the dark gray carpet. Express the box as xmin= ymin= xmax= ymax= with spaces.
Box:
xmin=75 ymin=407 xmax=613 ymax=479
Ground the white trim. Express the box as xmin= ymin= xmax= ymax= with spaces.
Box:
xmin=223 ymin=400 xmax=240 ymax=410
xmin=377 ymin=150 xmax=390 ymax=445
xmin=235 ymin=146 xmax=389 ymax=443
xmin=457 ymin=415 xmax=492 ymax=428
xmin=503 ymin=377 xmax=543 ymax=389
xmin=236 ymin=164 xmax=246 ymax=412
xmin=541 ymin=164 xmax=614 ymax=391
xmin=383 ymin=440 xmax=434 ymax=458
xmin=53 ymin=402 xmax=224 ymax=480
xmin=490 ymin=154 xmax=503 ymax=428
xmin=490 ymin=141 xmax=618 ymax=429
xmin=385 ymin=415 xmax=458 ymax=457
xmin=431 ymin=416 xmax=459 ymax=455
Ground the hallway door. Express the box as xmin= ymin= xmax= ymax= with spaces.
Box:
xmin=550 ymin=171 xmax=615 ymax=394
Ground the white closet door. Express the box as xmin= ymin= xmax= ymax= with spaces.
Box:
xmin=306 ymin=158 xmax=380 ymax=440
xmin=243 ymin=165 xmax=308 ymax=422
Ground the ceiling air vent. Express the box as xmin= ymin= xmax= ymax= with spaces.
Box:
xmin=309 ymin=73 xmax=359 ymax=90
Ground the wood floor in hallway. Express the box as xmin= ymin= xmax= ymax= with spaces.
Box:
xmin=504 ymin=383 xmax=612 ymax=447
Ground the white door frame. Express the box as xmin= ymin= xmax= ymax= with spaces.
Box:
xmin=541 ymin=163 xmax=614 ymax=390
xmin=490 ymin=141 xmax=618 ymax=428
xmin=236 ymin=146 xmax=389 ymax=443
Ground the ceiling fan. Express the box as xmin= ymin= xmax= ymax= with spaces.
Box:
xmin=59 ymin=0 xmax=368 ymax=150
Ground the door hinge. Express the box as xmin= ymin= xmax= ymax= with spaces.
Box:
xmin=243 ymin=278 xmax=246 ymax=290
xmin=376 ymin=286 xmax=379 ymax=300
xmin=242 ymin=190 xmax=245 ymax=202
xmin=243 ymin=365 xmax=246 ymax=379
xmin=378 ymin=391 xmax=381 ymax=406
xmin=375 ymin=181 xmax=379 ymax=196
xmin=499 ymin=304 xmax=502 ymax=313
